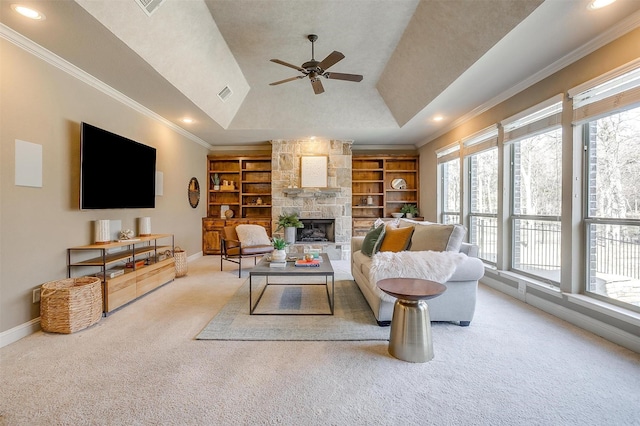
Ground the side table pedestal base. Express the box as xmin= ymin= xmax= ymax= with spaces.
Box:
xmin=389 ymin=299 xmax=433 ymax=363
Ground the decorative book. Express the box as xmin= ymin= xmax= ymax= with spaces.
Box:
xmin=294 ymin=259 xmax=320 ymax=267
xmin=269 ymin=260 xmax=287 ymax=268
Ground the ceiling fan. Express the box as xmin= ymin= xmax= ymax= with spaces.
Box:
xmin=269 ymin=34 xmax=363 ymax=95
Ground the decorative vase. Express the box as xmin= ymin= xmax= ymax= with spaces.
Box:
xmin=138 ymin=216 xmax=151 ymax=236
xmin=284 ymin=227 xmax=297 ymax=245
xmin=94 ymin=220 xmax=110 ymax=244
xmin=213 ymin=185 xmax=220 ymax=191
xmin=272 ymin=249 xmax=286 ymax=261
xmin=406 ymin=213 xmax=413 ymax=219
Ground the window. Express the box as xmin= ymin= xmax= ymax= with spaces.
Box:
xmin=503 ymin=96 xmax=563 ymax=283
xmin=464 ymin=126 xmax=498 ymax=263
xmin=572 ymin=64 xmax=640 ymax=311
xmin=437 ymin=144 xmax=461 ymax=224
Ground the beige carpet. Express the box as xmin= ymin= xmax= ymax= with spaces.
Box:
xmin=1 ymin=256 xmax=639 ymax=425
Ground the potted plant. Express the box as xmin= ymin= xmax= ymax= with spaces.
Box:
xmin=276 ymin=212 xmax=304 ymax=244
xmin=271 ymin=237 xmax=287 ymax=261
xmin=212 ymin=173 xmax=220 ymax=190
xmin=400 ymin=204 xmax=419 ymax=219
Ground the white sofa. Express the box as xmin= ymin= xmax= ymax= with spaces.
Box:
xmin=351 ymin=222 xmax=485 ymax=326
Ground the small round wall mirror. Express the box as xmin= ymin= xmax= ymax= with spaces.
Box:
xmin=188 ymin=177 xmax=200 ymax=208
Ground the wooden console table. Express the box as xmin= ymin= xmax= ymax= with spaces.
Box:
xmin=67 ymin=234 xmax=175 ymax=314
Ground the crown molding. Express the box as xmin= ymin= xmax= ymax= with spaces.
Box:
xmin=0 ymin=23 xmax=213 ymax=150
xmin=416 ymin=9 xmax=640 ymax=148
xmin=352 ymin=144 xmax=417 ymax=151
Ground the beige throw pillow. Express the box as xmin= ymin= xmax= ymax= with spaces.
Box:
xmin=403 ymin=222 xmax=466 ymax=252
xmin=235 ymin=224 xmax=271 ymax=246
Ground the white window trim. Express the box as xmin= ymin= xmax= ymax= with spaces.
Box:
xmin=502 ymin=94 xmax=564 ymax=143
xmin=436 ymin=142 xmax=461 ymax=164
xmin=462 ymin=124 xmax=498 ymax=157
xmin=568 ymin=57 xmax=640 ymax=99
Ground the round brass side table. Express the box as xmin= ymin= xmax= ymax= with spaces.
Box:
xmin=377 ymin=278 xmax=447 ymax=363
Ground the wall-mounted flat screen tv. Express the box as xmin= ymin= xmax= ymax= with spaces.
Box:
xmin=80 ymin=122 xmax=156 ymax=209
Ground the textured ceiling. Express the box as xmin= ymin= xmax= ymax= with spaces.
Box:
xmin=2 ymin=0 xmax=640 ymax=148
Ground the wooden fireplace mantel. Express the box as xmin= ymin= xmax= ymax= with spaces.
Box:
xmin=282 ymin=188 xmax=341 ymax=198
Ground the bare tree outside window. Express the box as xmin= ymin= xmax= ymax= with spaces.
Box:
xmin=587 ymin=106 xmax=640 ymax=308
xmin=512 ymin=128 xmax=562 ymax=282
xmin=441 ymin=158 xmax=460 ymax=224
xmin=469 ymin=149 xmax=498 ymax=263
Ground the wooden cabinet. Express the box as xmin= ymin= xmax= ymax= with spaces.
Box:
xmin=67 ymin=234 xmax=175 ymax=314
xmin=352 ymin=155 xmax=420 ymax=234
xmin=202 ymin=218 xmax=225 ymax=255
xmin=204 ymin=155 xmax=273 ymax=255
xmin=202 ymin=217 xmax=272 ymax=255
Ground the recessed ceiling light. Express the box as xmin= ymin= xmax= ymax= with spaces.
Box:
xmin=181 ymin=118 xmax=194 ymax=124
xmin=11 ymin=4 xmax=46 ymax=20
xmin=588 ymin=0 xmax=616 ymax=10
xmin=433 ymin=115 xmax=444 ymax=122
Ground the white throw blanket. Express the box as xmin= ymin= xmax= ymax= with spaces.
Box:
xmin=370 ymin=250 xmax=467 ymax=302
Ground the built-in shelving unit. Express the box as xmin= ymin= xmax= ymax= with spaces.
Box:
xmin=204 ymin=155 xmax=273 ymax=255
xmin=207 ymin=155 xmax=272 ymax=220
xmin=352 ymin=155 xmax=420 ymax=236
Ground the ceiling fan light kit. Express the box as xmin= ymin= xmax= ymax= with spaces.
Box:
xmin=270 ymin=34 xmax=363 ymax=94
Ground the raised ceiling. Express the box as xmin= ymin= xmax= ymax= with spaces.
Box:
xmin=2 ymin=0 xmax=640 ymax=149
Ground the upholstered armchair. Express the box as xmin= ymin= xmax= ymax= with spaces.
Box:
xmin=220 ymin=224 xmax=273 ymax=277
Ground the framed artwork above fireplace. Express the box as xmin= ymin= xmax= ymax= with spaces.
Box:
xmin=300 ymin=156 xmax=328 ymax=188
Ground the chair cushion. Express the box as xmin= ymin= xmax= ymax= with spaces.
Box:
xmin=378 ymin=225 xmax=414 ymax=252
xmin=361 ymin=224 xmax=386 ymax=257
xmin=235 ymin=224 xmax=271 ymax=246
xmin=241 ymin=244 xmax=274 ymax=255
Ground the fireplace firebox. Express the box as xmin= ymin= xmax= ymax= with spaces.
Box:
xmin=296 ymin=219 xmax=335 ymax=243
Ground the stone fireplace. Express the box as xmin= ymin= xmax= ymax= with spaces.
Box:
xmin=271 ymin=139 xmax=352 ymax=259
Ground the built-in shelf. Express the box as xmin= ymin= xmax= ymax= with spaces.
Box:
xmin=352 ymin=154 xmax=420 ymax=234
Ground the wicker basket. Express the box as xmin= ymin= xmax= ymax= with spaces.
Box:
xmin=40 ymin=277 xmax=102 ymax=334
xmin=174 ymin=247 xmax=187 ymax=277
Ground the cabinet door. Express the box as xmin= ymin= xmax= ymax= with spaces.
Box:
xmin=203 ymin=218 xmax=225 ymax=254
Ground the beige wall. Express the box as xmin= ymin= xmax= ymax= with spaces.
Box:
xmin=0 ymin=39 xmax=208 ymax=332
xmin=418 ymin=27 xmax=640 ymax=220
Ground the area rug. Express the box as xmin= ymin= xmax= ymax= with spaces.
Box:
xmin=196 ymin=278 xmax=390 ymax=341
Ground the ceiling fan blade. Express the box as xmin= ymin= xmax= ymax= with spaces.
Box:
xmin=325 ymin=72 xmax=363 ymax=82
xmin=317 ymin=51 xmax=345 ymax=71
xmin=270 ymin=59 xmax=304 ymax=72
xmin=269 ymin=76 xmax=303 ymax=86
xmin=311 ymin=78 xmax=324 ymax=95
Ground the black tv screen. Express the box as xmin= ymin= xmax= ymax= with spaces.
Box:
xmin=80 ymin=122 xmax=156 ymax=209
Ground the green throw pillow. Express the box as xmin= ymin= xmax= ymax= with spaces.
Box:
xmin=361 ymin=224 xmax=386 ymax=257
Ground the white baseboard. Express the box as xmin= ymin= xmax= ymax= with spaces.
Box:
xmin=187 ymin=251 xmax=202 ymax=262
xmin=0 ymin=317 xmax=40 ymax=349
xmin=481 ymin=276 xmax=640 ymax=353
xmin=1 ymin=253 xmax=204 ymax=349
xmin=526 ymin=293 xmax=640 ymax=353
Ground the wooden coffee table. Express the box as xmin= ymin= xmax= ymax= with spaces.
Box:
xmin=377 ymin=278 xmax=447 ymax=363
xmin=249 ymin=253 xmax=334 ymax=315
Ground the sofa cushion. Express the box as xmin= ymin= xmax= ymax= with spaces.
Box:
xmin=379 ymin=225 xmax=414 ymax=252
xmin=399 ymin=221 xmax=466 ymax=252
xmin=361 ymin=224 xmax=386 ymax=257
